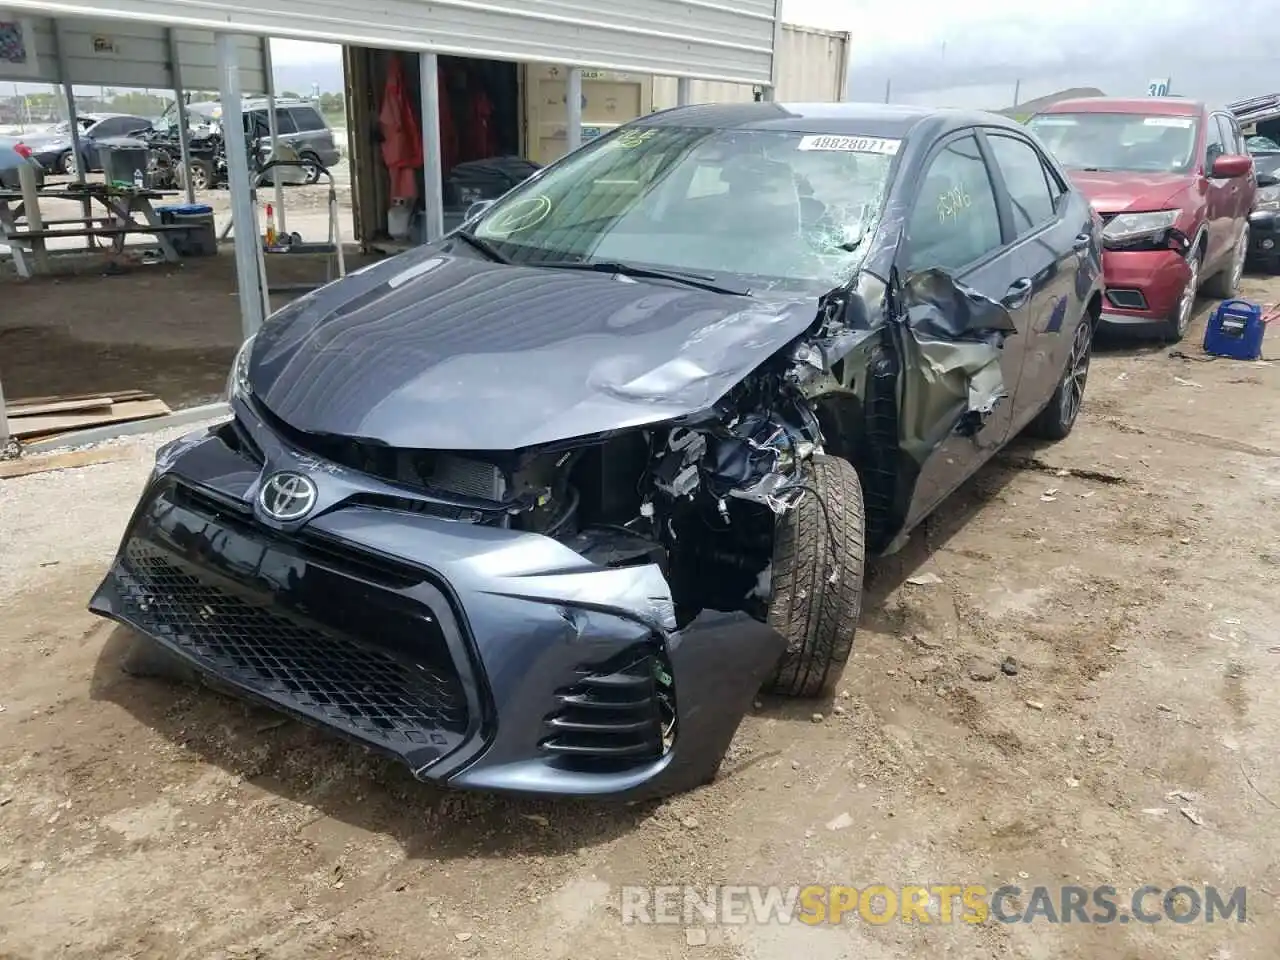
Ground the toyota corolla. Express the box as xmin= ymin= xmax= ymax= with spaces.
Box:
xmin=90 ymin=103 xmax=1103 ymax=799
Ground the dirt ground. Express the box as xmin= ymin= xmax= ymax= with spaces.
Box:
xmin=1 ymin=273 xmax=1279 ymax=959
xmin=0 ymin=245 xmax=378 ymax=411
xmin=0 ymin=171 xmax=363 ymax=410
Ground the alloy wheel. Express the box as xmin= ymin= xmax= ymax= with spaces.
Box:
xmin=188 ymin=164 xmax=209 ymax=191
xmin=1176 ymin=254 xmax=1200 ymax=337
xmin=62 ymin=152 xmax=76 ymax=176
xmin=1059 ymin=320 xmax=1092 ymax=428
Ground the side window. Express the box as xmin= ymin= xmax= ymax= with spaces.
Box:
xmin=906 ymin=133 xmax=1002 ymax=273
xmin=1205 ymin=115 xmax=1227 ymax=167
xmin=1221 ymin=115 xmax=1244 ymax=155
xmin=272 ymin=108 xmax=299 ymax=134
xmin=290 ymin=107 xmax=326 ymax=132
xmin=987 ymin=134 xmax=1056 ymax=236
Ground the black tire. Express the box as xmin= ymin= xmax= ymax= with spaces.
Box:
xmin=1027 ymin=315 xmax=1093 ymax=441
xmin=1203 ymin=225 xmax=1248 ymax=299
xmin=301 ymin=152 xmax=323 ymax=184
xmin=178 ymin=157 xmax=213 ymax=192
xmin=58 ymin=150 xmax=75 ymax=175
xmin=764 ymin=455 xmax=865 ymax=698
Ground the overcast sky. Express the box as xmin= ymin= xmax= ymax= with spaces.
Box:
xmin=269 ymin=0 xmax=1275 ymax=109
xmin=32 ymin=0 xmax=1266 ymax=111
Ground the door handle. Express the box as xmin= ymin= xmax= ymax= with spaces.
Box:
xmin=1072 ymin=232 xmax=1091 ymax=252
xmin=1003 ymin=277 xmax=1033 ymax=309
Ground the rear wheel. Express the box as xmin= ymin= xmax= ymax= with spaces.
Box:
xmin=764 ymin=455 xmax=865 ymax=698
xmin=301 ymin=152 xmax=323 ymax=184
xmin=1027 ymin=314 xmax=1093 ymax=441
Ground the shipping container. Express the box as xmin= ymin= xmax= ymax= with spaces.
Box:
xmin=343 ymin=23 xmax=850 ymax=244
xmin=525 ymin=24 xmax=850 ymax=164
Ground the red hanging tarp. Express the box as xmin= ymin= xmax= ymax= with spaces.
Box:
xmin=378 ymin=55 xmax=422 ymax=201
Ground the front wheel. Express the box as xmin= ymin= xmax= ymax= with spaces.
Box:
xmin=1164 ymin=248 xmax=1202 ymax=342
xmin=60 ymin=150 xmax=76 ymax=176
xmin=764 ymin=455 xmax=865 ymax=698
xmin=1027 ymin=314 xmax=1093 ymax=441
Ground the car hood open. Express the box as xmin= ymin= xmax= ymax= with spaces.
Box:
xmin=248 ymin=248 xmax=820 ymax=451
xmin=1066 ymin=169 xmax=1191 ymax=215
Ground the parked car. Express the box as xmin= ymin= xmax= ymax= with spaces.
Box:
xmin=90 ymin=103 xmax=1103 ymax=800
xmin=0 ymin=138 xmax=46 ymax=189
xmin=182 ymin=98 xmax=341 ymax=183
xmin=1029 ymin=97 xmax=1255 ymax=341
xmin=1246 ymin=157 xmax=1280 ymax=272
xmin=29 ymin=113 xmax=153 ymax=175
xmin=14 ymin=114 xmax=99 ymax=172
xmin=1229 ymin=94 xmax=1280 ymax=272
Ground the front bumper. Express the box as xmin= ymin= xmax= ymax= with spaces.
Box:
xmin=88 ymin=404 xmax=786 ymax=800
xmin=1097 ymin=247 xmax=1189 ymax=330
xmin=1247 ymin=209 xmax=1280 ymax=270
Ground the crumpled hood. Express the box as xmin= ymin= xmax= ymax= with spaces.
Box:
xmin=1066 ymin=169 xmax=1191 ymax=215
xmin=249 ymin=248 xmax=818 ymax=451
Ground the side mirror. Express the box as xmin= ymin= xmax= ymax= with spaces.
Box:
xmin=1255 ymin=172 xmax=1280 ymax=189
xmin=465 ymin=199 xmax=495 ymax=221
xmin=1211 ymin=153 xmax=1253 ymax=179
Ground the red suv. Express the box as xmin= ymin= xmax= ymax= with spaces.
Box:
xmin=1028 ymin=97 xmax=1255 ymax=341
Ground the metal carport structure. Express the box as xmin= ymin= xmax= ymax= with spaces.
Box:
xmin=0 ymin=0 xmax=784 ymax=454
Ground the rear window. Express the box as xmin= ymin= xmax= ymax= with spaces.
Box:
xmin=1028 ymin=112 xmax=1199 ymax=174
xmin=289 ymin=106 xmax=327 ymax=132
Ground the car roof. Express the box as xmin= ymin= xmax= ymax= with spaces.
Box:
xmin=1037 ymin=96 xmax=1204 ymax=117
xmin=635 ymin=101 xmax=1027 ymax=139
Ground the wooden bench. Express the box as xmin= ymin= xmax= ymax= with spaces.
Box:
xmin=10 ymin=224 xmax=194 ymax=240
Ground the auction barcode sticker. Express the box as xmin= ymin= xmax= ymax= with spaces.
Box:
xmin=1143 ymin=116 xmax=1194 ymax=128
xmin=797 ymin=135 xmax=902 ymax=155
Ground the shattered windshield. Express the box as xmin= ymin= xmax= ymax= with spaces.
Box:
xmin=469 ymin=126 xmax=897 ymax=292
xmin=1028 ymin=112 xmax=1199 ymax=174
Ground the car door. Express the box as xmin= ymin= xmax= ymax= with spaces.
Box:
xmin=1220 ymin=113 xmax=1255 ymax=239
xmin=896 ymin=130 xmax=1025 ymax=528
xmin=979 ymin=129 xmax=1085 ymax=433
xmin=1203 ymin=114 xmax=1233 ymax=268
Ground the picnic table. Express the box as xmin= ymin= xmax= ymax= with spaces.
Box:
xmin=0 ymin=182 xmax=187 ymax=277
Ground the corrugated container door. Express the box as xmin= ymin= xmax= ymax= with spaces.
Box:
xmin=524 ymin=64 xmax=653 ymax=165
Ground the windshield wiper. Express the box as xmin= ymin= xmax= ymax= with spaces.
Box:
xmin=533 ymin=259 xmax=751 ymax=296
xmin=451 ymin=230 xmax=509 ymax=264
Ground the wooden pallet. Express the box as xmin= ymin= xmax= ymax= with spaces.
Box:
xmin=5 ymin=390 xmax=172 ymax=441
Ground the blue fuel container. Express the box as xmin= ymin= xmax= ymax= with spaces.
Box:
xmin=1203 ymin=299 xmax=1267 ymax=361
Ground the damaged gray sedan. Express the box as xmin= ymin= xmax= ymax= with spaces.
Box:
xmin=90 ymin=103 xmax=1103 ymax=800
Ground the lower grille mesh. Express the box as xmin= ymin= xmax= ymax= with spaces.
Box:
xmin=119 ymin=541 xmax=468 ymax=748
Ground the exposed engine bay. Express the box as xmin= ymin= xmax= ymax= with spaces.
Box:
xmin=296 ymin=363 xmax=826 ymax=629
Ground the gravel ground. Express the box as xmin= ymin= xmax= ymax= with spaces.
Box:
xmin=1 ymin=280 xmax=1278 ymax=959
xmin=0 ymin=419 xmax=226 ymax=595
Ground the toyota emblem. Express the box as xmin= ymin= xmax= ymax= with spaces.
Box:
xmin=258 ymin=471 xmax=318 ymax=521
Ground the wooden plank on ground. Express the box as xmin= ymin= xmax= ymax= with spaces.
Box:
xmin=8 ymin=397 xmax=114 ymax=418
xmin=0 ymin=447 xmax=123 ymax=480
xmin=8 ymin=389 xmax=155 ymax=407
xmin=7 ymin=398 xmax=172 ymax=440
